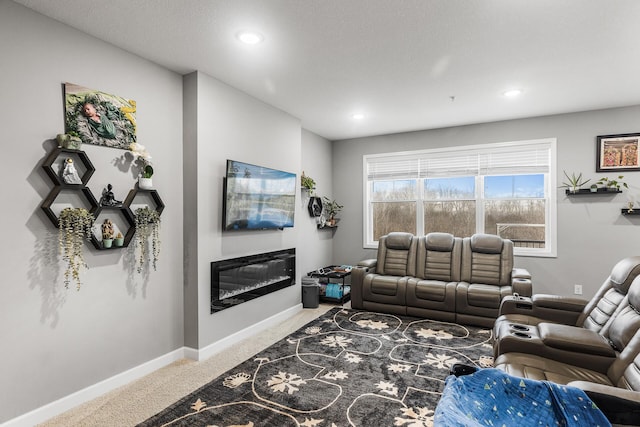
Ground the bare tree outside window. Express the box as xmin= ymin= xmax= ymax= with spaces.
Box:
xmin=371 ymin=179 xmax=417 ymax=240
xmin=424 ymin=200 xmax=476 ymax=236
xmin=364 ymin=139 xmax=556 ymax=256
xmin=373 ymin=202 xmax=416 ymax=240
xmin=486 ymin=200 xmax=546 ymax=248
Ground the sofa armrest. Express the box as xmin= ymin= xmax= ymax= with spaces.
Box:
xmin=512 ymin=267 xmax=531 ymax=280
xmin=351 ymin=263 xmax=375 ymax=310
xmin=357 ymin=258 xmax=377 ymax=271
xmin=538 ymin=323 xmax=615 ymax=357
xmin=569 ymin=381 xmax=640 ymax=425
xmin=511 ymin=268 xmax=532 ymax=297
xmin=512 ymin=278 xmax=532 ymax=297
xmin=529 ymin=294 xmax=588 ymax=325
xmin=570 ymin=382 xmax=640 ymax=403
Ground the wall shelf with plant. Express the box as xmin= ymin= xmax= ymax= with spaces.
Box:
xmin=597 ymin=175 xmax=628 ymax=192
xmin=38 ymin=140 xmax=166 ymax=286
xmin=58 ymin=207 xmax=94 ymax=290
xmin=134 ymin=206 xmax=161 ymax=273
xmin=565 ymin=188 xmax=622 ymax=196
xmin=89 ymin=206 xmax=135 ymax=250
xmin=301 ymin=171 xmax=316 ymax=194
xmin=322 ymin=196 xmax=343 ymax=227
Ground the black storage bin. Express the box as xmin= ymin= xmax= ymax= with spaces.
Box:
xmin=301 ymin=276 xmax=320 ymax=308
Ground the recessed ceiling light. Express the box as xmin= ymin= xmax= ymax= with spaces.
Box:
xmin=236 ymin=31 xmax=264 ymax=45
xmin=503 ymin=89 xmax=523 ymax=97
xmin=352 ymin=113 xmax=365 ymax=120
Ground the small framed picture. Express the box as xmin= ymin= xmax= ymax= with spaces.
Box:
xmin=596 ymin=133 xmax=640 ymax=172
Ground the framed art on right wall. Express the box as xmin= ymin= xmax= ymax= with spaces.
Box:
xmin=596 ymin=133 xmax=640 ymax=172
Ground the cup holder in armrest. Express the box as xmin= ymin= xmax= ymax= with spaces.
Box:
xmin=512 ymin=331 xmax=531 ymax=338
xmin=510 ymin=324 xmax=530 ymax=332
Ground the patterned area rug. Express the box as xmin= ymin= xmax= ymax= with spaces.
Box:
xmin=139 ymin=308 xmax=494 ymax=427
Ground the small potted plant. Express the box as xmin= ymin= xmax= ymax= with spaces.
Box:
xmin=597 ymin=175 xmax=628 ymax=192
xmin=139 ymin=164 xmax=154 ymax=190
xmin=590 ymin=184 xmax=598 ymax=193
xmin=58 ymin=207 xmax=94 ymax=290
xmin=114 ymin=232 xmax=124 ymax=247
xmin=301 ymin=171 xmax=316 ymax=194
xmin=56 ymin=132 xmax=82 ymax=150
xmin=129 ymin=143 xmax=154 ymax=189
xmin=101 ymin=218 xmax=114 ymax=248
xmin=134 ymin=206 xmax=161 ymax=273
xmin=322 ymin=196 xmax=343 ymax=227
xmin=559 ymin=171 xmax=590 ymax=193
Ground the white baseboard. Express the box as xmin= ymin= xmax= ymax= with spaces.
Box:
xmin=188 ymin=303 xmax=302 ymax=361
xmin=3 ymin=304 xmax=302 ymax=427
xmin=3 ymin=348 xmax=184 ymax=427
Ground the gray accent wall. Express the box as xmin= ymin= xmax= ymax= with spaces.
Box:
xmin=1 ymin=2 xmax=335 ymax=423
xmin=299 ymin=129 xmax=334 ymax=275
xmin=332 ymin=105 xmax=640 ymax=297
xmin=4 ymin=0 xmax=640 ymax=423
xmin=183 ymin=71 xmax=304 ymax=349
xmin=0 ymin=0 xmax=184 ymax=422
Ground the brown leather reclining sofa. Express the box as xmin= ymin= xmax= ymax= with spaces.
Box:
xmin=351 ymin=232 xmax=532 ymax=327
xmin=492 ymin=256 xmax=640 ymax=422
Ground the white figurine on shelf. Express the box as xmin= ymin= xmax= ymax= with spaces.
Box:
xmin=62 ymin=158 xmax=82 ymax=184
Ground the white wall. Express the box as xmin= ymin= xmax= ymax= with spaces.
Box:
xmin=0 ymin=1 xmax=184 ymax=423
xmin=332 ymin=105 xmax=640 ymax=298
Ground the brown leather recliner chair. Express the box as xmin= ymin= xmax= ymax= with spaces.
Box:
xmin=495 ymin=274 xmax=640 ymax=373
xmin=405 ymin=232 xmax=462 ymax=322
xmin=350 ymin=232 xmax=416 ymax=315
xmin=495 ymin=256 xmax=640 ymax=330
xmin=493 ymin=256 xmax=640 ymax=365
xmin=494 ymin=281 xmax=640 ymax=414
xmin=455 ymin=234 xmax=532 ymax=327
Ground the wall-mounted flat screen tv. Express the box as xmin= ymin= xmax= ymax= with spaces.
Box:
xmin=223 ymin=159 xmax=297 ymax=231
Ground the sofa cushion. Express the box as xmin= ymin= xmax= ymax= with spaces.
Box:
xmin=371 ymin=276 xmax=401 ymax=296
xmin=414 ymin=280 xmax=448 ymax=302
xmin=495 ymin=352 xmax=612 ymax=385
xmin=467 ymin=284 xmax=502 ymax=309
xmin=606 ymin=283 xmax=640 ymax=352
xmin=425 ymin=232 xmax=455 ymax=252
xmin=610 ymin=256 xmax=640 ymax=293
xmin=384 ymin=248 xmax=411 ymax=276
xmin=385 ymin=232 xmax=413 ymax=250
xmin=470 ymin=233 xmax=503 ymax=254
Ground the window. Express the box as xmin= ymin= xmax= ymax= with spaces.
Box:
xmin=363 ymin=139 xmax=557 ymax=257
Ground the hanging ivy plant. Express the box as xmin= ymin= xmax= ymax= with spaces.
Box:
xmin=134 ymin=206 xmax=161 ymax=273
xmin=58 ymin=207 xmax=94 ymax=290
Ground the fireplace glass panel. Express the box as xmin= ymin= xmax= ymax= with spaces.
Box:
xmin=211 ymin=248 xmax=295 ymax=313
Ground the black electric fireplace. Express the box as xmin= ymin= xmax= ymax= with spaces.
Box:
xmin=211 ymin=248 xmax=296 ymax=313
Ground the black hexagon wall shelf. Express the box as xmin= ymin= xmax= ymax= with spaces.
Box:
xmin=42 ymin=147 xmax=95 ymax=186
xmin=90 ymin=206 xmax=136 ymax=250
xmin=40 ymin=186 xmax=99 ymax=228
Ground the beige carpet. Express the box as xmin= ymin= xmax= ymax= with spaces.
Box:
xmin=38 ymin=304 xmax=338 ymax=427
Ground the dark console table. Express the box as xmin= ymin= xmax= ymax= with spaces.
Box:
xmin=307 ymin=265 xmax=352 ymax=304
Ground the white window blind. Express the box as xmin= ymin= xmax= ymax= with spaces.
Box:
xmin=366 ymin=140 xmax=552 ymax=180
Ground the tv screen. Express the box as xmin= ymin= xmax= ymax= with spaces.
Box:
xmin=223 ymin=160 xmax=297 ymax=231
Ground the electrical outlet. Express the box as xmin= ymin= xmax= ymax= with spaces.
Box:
xmin=574 ymin=284 xmax=583 ymax=295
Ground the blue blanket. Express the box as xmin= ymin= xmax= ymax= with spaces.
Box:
xmin=434 ymin=368 xmax=611 ymax=426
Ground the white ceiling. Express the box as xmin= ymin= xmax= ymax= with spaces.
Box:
xmin=13 ymin=0 xmax=640 ymax=141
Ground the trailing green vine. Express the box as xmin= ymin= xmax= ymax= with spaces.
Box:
xmin=58 ymin=207 xmax=94 ymax=290
xmin=134 ymin=207 xmax=161 ymax=273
